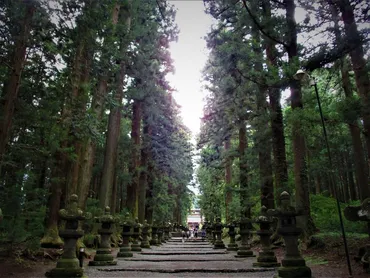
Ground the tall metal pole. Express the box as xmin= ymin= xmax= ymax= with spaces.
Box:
xmin=312 ymin=81 xmax=352 ymax=277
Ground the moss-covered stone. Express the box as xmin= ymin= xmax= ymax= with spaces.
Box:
xmin=89 ymin=207 xmax=116 ymax=266
xmin=131 ymin=218 xmax=142 ymax=251
xmin=253 ymin=206 xmax=280 ymax=268
xmin=140 ymin=220 xmax=151 ymax=249
xmin=45 ymin=194 xmax=87 ymax=278
xmin=227 ymin=222 xmax=238 ymax=251
xmin=276 ymin=266 xmax=312 ymax=278
xmin=236 ymin=211 xmax=255 ymax=258
xmin=117 ymin=212 xmax=133 ymax=258
xmin=268 ymin=192 xmax=312 ymax=278
xmin=213 ymin=217 xmax=226 ymax=249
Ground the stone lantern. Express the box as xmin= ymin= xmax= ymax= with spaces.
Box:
xmin=226 ymin=221 xmax=238 ymax=251
xmin=213 ymin=217 xmax=226 ymax=249
xmin=163 ymin=222 xmax=170 ymax=241
xmin=140 ymin=220 xmax=151 ymax=249
xmin=45 ymin=194 xmax=87 ymax=278
xmin=157 ymin=224 xmax=163 ymax=245
xmin=236 ymin=208 xmax=255 ymax=258
xmin=131 ymin=218 xmax=142 ymax=252
xmin=205 ymin=221 xmax=212 ymax=242
xmin=150 ymin=223 xmax=159 ymax=246
xmin=253 ymin=206 xmax=280 ymax=267
xmin=268 ymin=191 xmax=311 ymax=278
xmin=168 ymin=222 xmax=172 ymax=239
xmin=89 ymin=206 xmax=117 ymax=266
xmin=117 ymin=212 xmax=133 ymax=258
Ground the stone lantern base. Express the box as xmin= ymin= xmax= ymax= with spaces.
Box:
xmin=117 ymin=246 xmax=133 ymax=257
xmin=89 ymin=249 xmax=117 ymax=266
xmin=213 ymin=239 xmax=226 ymax=249
xmin=45 ymin=258 xmax=87 ymax=278
xmin=226 ymin=242 xmax=238 ymax=251
xmin=275 ymin=258 xmax=312 ymax=278
xmin=150 ymin=238 xmax=158 ymax=246
xmin=235 ymin=246 xmax=255 ymax=257
xmin=131 ymin=242 xmax=142 ymax=252
xmin=253 ymin=250 xmax=280 ymax=267
xmin=140 ymin=240 xmax=151 ymax=248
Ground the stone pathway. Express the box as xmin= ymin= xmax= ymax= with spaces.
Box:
xmin=86 ymin=237 xmax=276 ymax=277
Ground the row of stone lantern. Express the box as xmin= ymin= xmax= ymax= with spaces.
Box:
xmin=203 ymin=191 xmax=312 ymax=278
xmin=45 ymin=194 xmax=173 ymax=278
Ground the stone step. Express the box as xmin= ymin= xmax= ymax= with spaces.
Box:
xmin=166 ymin=240 xmax=206 ymax=244
xmin=158 ymin=246 xmax=213 ymax=249
xmin=122 ymin=258 xmax=239 ymax=262
xmin=123 ymin=253 xmax=235 ymax=261
xmin=97 ymin=260 xmax=274 ymax=273
xmin=154 ymin=249 xmax=215 ymax=252
xmin=163 ymin=242 xmax=210 ymax=244
xmin=88 ymin=270 xmax=274 ymax=277
xmin=140 ymin=251 xmax=227 ymax=255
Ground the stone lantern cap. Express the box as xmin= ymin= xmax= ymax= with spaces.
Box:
xmin=133 ymin=218 xmax=142 ymax=228
xmin=142 ymin=219 xmax=151 ymax=228
xmin=255 ymin=206 xmax=273 ymax=224
xmin=268 ymin=191 xmax=305 ymax=217
xmin=59 ymin=194 xmax=86 ymax=222
xmin=214 ymin=217 xmax=223 ymax=228
xmin=121 ymin=212 xmax=133 ymax=225
xmin=98 ymin=206 xmax=115 ymax=224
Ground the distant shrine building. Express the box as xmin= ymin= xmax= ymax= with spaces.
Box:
xmin=187 ymin=208 xmax=203 ymax=229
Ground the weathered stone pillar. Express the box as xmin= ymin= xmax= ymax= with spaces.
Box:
xmin=227 ymin=222 xmax=238 ymax=251
xmin=150 ymin=224 xmax=159 ymax=246
xmin=140 ymin=220 xmax=151 ymax=248
xmin=117 ymin=213 xmax=133 ymax=258
xmin=89 ymin=206 xmax=117 ymax=266
xmin=236 ymin=208 xmax=255 ymax=258
xmin=157 ymin=226 xmax=163 ymax=245
xmin=163 ymin=223 xmax=170 ymax=241
xmin=268 ymin=191 xmax=311 ymax=278
xmin=168 ymin=222 xmax=172 ymax=239
xmin=205 ymin=221 xmax=212 ymax=242
xmin=45 ymin=194 xmax=87 ymax=278
xmin=131 ymin=218 xmax=142 ymax=252
xmin=213 ymin=217 xmax=226 ymax=249
xmin=253 ymin=206 xmax=280 ymax=267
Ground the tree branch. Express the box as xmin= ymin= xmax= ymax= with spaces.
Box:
xmin=156 ymin=0 xmax=165 ymax=21
xmin=303 ymin=37 xmax=370 ymax=71
xmin=235 ymin=68 xmax=289 ymax=90
xmin=241 ymin=0 xmax=288 ymax=48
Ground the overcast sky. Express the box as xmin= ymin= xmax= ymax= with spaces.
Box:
xmin=167 ymin=1 xmax=214 ymax=137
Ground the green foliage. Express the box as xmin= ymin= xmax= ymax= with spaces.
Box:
xmin=0 ymin=185 xmax=47 ymax=251
xmin=335 ymin=95 xmax=362 ymax=124
xmin=304 ymin=256 xmax=328 ymax=266
xmin=310 ymin=194 xmax=367 ymax=233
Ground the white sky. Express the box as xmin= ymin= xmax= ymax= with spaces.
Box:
xmin=167 ymin=1 xmax=214 ymax=137
xmin=166 ymin=1 xmax=292 ymax=138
